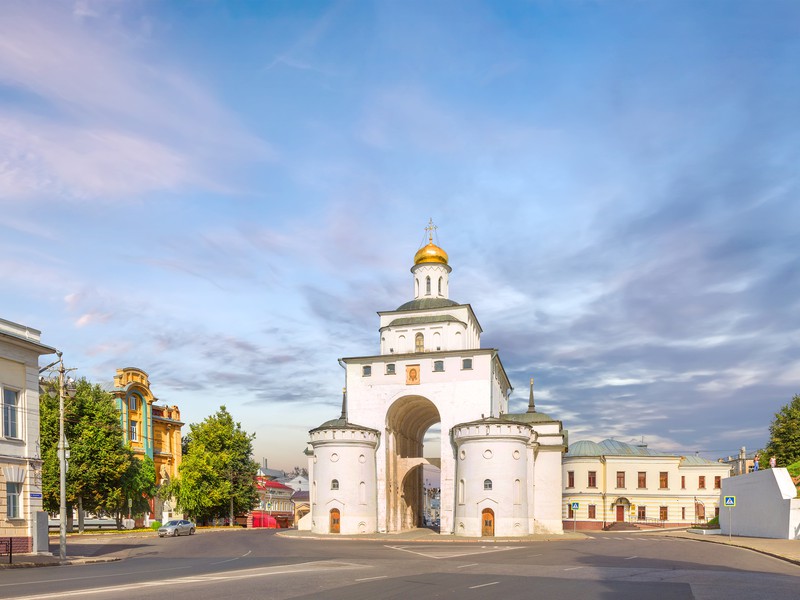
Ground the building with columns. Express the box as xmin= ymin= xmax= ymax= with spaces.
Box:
xmin=305 ymin=225 xmax=567 ymax=537
xmin=108 ymin=367 xmax=183 ymax=519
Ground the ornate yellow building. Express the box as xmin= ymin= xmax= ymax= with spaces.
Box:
xmin=110 ymin=368 xmax=183 ymax=493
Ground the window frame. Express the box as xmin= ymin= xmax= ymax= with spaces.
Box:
xmin=415 ymin=333 xmax=424 ymax=353
xmin=588 ymin=504 xmax=596 ymax=519
xmin=714 ymin=475 xmax=721 ymax=489
xmin=2 ymin=387 xmax=20 ymax=439
xmin=659 ymin=506 xmax=668 ymax=521
xmin=331 ymin=479 xmax=339 ymax=490
xmin=129 ymin=421 xmax=138 ymax=442
xmin=362 ymin=365 xmax=372 ymax=377
xmin=659 ymin=471 xmax=668 ymax=489
xmin=483 ymin=479 xmax=492 ymax=491
xmin=588 ymin=471 xmax=597 ymax=488
xmin=698 ymin=475 xmax=706 ymax=489
xmin=433 ymin=360 xmax=444 ymax=372
xmin=385 ymin=363 xmax=396 ymax=375
xmin=637 ymin=505 xmax=646 ymax=520
xmin=567 ymin=471 xmax=574 ymax=488
xmin=461 ymin=358 xmax=473 ymax=370
xmin=637 ymin=471 xmax=647 ymax=489
xmin=6 ymin=482 xmax=21 ymax=519
xmin=616 ymin=471 xmax=625 ymax=488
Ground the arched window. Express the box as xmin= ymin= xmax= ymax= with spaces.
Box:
xmin=331 ymin=479 xmax=339 ymax=490
xmin=484 ymin=479 xmax=493 ymax=491
xmin=458 ymin=479 xmax=465 ymax=504
xmin=415 ymin=278 xmax=419 ymax=297
xmin=129 ymin=395 xmax=138 ymax=411
xmin=438 ymin=277 xmax=442 ymax=295
xmin=415 ymin=333 xmax=424 ymax=353
xmin=426 ymin=276 xmax=431 ymax=295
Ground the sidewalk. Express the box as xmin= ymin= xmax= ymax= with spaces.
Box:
xmin=664 ymin=530 xmax=800 ymax=566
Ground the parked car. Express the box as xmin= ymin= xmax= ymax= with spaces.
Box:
xmin=158 ymin=519 xmax=196 ymax=537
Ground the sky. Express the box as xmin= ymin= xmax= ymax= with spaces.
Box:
xmin=2 ymin=0 xmax=799 ymax=471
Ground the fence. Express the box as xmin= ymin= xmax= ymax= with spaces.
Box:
xmin=0 ymin=538 xmax=11 ymax=564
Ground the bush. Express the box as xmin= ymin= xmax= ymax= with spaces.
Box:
xmin=151 ymin=521 xmax=162 ymax=531
xmin=707 ymin=516 xmax=719 ymax=527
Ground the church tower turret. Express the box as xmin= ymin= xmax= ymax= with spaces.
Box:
xmin=411 ymin=219 xmax=451 ymax=301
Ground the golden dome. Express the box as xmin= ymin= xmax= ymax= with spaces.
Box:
xmin=414 ymin=241 xmax=449 ymax=265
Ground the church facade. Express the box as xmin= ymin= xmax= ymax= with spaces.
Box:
xmin=305 ymin=227 xmax=567 ymax=537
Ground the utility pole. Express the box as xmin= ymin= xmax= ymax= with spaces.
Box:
xmin=57 ymin=352 xmax=67 ymax=561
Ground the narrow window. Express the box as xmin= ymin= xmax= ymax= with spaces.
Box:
xmin=588 ymin=504 xmax=596 ymax=519
xmin=386 ymin=364 xmax=396 ymax=375
xmin=433 ymin=360 xmax=444 ymax=372
xmin=438 ymin=277 xmax=442 ymax=295
xmin=426 ymin=276 xmax=431 ymax=295
xmin=588 ymin=471 xmax=597 ymax=488
xmin=681 ymin=506 xmax=686 ymax=520
xmin=714 ymin=476 xmax=721 ymax=489
xmin=458 ymin=479 xmax=465 ymax=504
xmin=331 ymin=479 xmax=339 ymax=490
xmin=362 ymin=365 xmax=372 ymax=377
xmin=3 ymin=389 xmax=19 ymax=438
xmin=415 ymin=278 xmax=419 ymax=297
xmin=568 ymin=504 xmax=574 ymax=519
xmin=483 ymin=479 xmax=492 ymax=491
xmin=567 ymin=471 xmax=574 ymax=488
xmin=638 ymin=472 xmax=646 ymax=488
xmin=616 ymin=471 xmax=625 ymax=488
xmin=698 ymin=476 xmax=706 ymax=489
xmin=462 ymin=358 xmax=473 ymax=370
xmin=637 ymin=505 xmax=646 ymax=520
xmin=659 ymin=472 xmax=668 ymax=489
xmin=130 ymin=421 xmax=138 ymax=442
xmin=129 ymin=395 xmax=137 ymax=411
xmin=415 ymin=333 xmax=424 ymax=353
xmin=660 ymin=506 xmax=668 ymax=521
xmin=6 ymin=482 xmax=20 ymax=519
xmin=681 ymin=475 xmax=686 ymax=489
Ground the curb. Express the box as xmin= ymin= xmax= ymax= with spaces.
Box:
xmin=665 ymin=532 xmax=800 ymax=568
xmin=0 ymin=557 xmax=121 ymax=569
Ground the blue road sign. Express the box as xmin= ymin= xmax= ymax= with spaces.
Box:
xmin=571 ymin=502 xmax=579 ymax=510
xmin=724 ymin=496 xmax=736 ymax=507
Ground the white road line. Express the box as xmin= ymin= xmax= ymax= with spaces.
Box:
xmin=625 ymin=556 xmax=638 ymax=560
xmin=211 ymin=549 xmax=252 ymax=565
xmin=9 ymin=561 xmax=365 ymax=600
xmin=355 ymin=576 xmax=388 ymax=582
xmin=469 ymin=582 xmax=499 ymax=589
xmin=384 ymin=545 xmax=521 ymax=560
xmin=564 ymin=567 xmax=583 ymax=571
xmin=457 ymin=563 xmax=479 ymax=569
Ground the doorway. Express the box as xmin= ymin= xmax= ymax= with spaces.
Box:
xmin=616 ymin=505 xmax=624 ymax=522
xmin=329 ymin=508 xmax=340 ymax=533
xmin=481 ymin=508 xmax=494 ymax=537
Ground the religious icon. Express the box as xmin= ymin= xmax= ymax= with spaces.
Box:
xmin=406 ymin=365 xmax=420 ymax=385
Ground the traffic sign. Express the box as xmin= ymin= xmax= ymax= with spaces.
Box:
xmin=724 ymin=496 xmax=736 ymax=507
xmin=571 ymin=502 xmax=579 ymax=510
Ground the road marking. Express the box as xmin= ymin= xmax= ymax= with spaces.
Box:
xmin=211 ymin=549 xmax=252 ymax=565
xmin=469 ymin=582 xmax=499 ymax=589
xmin=625 ymin=556 xmax=638 ymax=560
xmin=564 ymin=567 xmax=583 ymax=571
xmin=355 ymin=576 xmax=388 ymax=582
xmin=385 ymin=545 xmax=521 ymax=560
xmin=457 ymin=563 xmax=479 ymax=569
xmin=8 ymin=560 xmax=366 ymax=600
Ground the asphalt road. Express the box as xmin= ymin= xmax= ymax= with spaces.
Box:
xmin=2 ymin=530 xmax=798 ymax=600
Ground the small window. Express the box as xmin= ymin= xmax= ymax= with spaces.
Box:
xmin=588 ymin=471 xmax=597 ymax=488
xmin=659 ymin=472 xmax=668 ymax=489
xmin=567 ymin=471 xmax=574 ymax=488
xmin=130 ymin=421 xmax=138 ymax=442
xmin=483 ymin=479 xmax=492 ymax=491
xmin=681 ymin=475 xmax=686 ymax=489
xmin=433 ymin=360 xmax=444 ymax=372
xmin=438 ymin=277 xmax=442 ymax=295
xmin=3 ymin=388 xmax=19 ymax=438
xmin=616 ymin=471 xmax=625 ymax=488
xmin=426 ymin=276 xmax=431 ymax=295
xmin=638 ymin=471 xmax=646 ymax=488
xmin=6 ymin=482 xmax=21 ymax=519
xmin=386 ymin=364 xmax=396 ymax=375
xmin=588 ymin=504 xmax=596 ymax=519
xmin=637 ymin=505 xmax=646 ymax=520
xmin=362 ymin=365 xmax=372 ymax=377
xmin=462 ymin=358 xmax=472 ymax=370
xmin=698 ymin=476 xmax=706 ymax=489
xmin=660 ymin=506 xmax=668 ymax=521
xmin=458 ymin=479 xmax=465 ymax=504
xmin=331 ymin=479 xmax=339 ymax=490
xmin=682 ymin=506 xmax=686 ymax=520
xmin=714 ymin=476 xmax=721 ymax=489
xmin=129 ymin=395 xmax=138 ymax=411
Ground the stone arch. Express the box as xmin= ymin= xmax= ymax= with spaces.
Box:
xmin=385 ymin=395 xmax=440 ymax=532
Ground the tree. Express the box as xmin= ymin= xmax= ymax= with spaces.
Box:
xmin=290 ymin=466 xmax=308 ymax=478
xmin=765 ymin=394 xmax=800 ymax=467
xmin=167 ymin=406 xmax=259 ymax=524
xmin=40 ymin=378 xmax=133 ymax=528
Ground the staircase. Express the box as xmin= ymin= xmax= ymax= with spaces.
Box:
xmin=603 ymin=522 xmax=641 ymax=531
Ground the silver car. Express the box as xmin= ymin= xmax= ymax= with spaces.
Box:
xmin=158 ymin=519 xmax=196 ymax=537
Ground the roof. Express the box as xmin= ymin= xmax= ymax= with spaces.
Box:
xmin=256 ymin=479 xmax=294 ymax=491
xmin=384 ymin=314 xmax=464 ymax=328
xmin=292 ymin=490 xmax=310 ymax=501
xmin=505 ymin=411 xmax=557 ymax=424
xmin=394 ymin=298 xmax=461 ymax=311
xmin=309 ymin=417 xmax=379 ymax=434
xmin=566 ymin=439 xmax=720 ymax=464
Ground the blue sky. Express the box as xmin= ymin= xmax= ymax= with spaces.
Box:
xmin=2 ymin=0 xmax=798 ymax=470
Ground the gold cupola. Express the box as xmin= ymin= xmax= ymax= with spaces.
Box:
xmin=414 ymin=219 xmax=449 ymax=265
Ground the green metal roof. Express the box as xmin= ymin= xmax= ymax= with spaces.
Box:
xmin=394 ymin=298 xmax=461 ymax=311
xmin=385 ymin=315 xmax=464 ymax=328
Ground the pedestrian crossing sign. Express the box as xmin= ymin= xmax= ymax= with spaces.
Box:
xmin=571 ymin=502 xmax=579 ymax=510
xmin=724 ymin=496 xmax=736 ymax=507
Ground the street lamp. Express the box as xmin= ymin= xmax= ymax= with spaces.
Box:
xmin=40 ymin=351 xmax=76 ymax=561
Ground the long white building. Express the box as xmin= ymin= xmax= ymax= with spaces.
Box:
xmin=305 ymin=226 xmax=567 ymax=537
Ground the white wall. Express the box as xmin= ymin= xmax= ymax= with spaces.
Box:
xmin=719 ymin=468 xmax=800 ymax=539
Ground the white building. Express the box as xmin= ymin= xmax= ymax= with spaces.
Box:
xmin=0 ymin=318 xmax=56 ymax=553
xmin=563 ymin=439 xmax=731 ymax=530
xmin=305 ymin=226 xmax=566 ymax=537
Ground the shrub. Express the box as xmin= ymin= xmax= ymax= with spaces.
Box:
xmin=151 ymin=521 xmax=162 ymax=531
xmin=707 ymin=516 xmax=719 ymax=527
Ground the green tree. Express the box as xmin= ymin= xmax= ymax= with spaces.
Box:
xmin=765 ymin=394 xmax=800 ymax=467
xmin=167 ymin=406 xmax=259 ymax=523
xmin=40 ymin=378 xmax=132 ymax=527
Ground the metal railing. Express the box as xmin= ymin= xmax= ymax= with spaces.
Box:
xmin=632 ymin=516 xmax=666 ymax=528
xmin=0 ymin=538 xmax=11 ymax=564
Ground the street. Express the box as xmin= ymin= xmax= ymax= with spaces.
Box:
xmin=1 ymin=529 xmax=798 ymax=600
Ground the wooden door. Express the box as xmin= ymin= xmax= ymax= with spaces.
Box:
xmin=616 ymin=505 xmax=624 ymax=522
xmin=481 ymin=508 xmax=494 ymax=537
xmin=330 ymin=509 xmax=340 ymax=534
